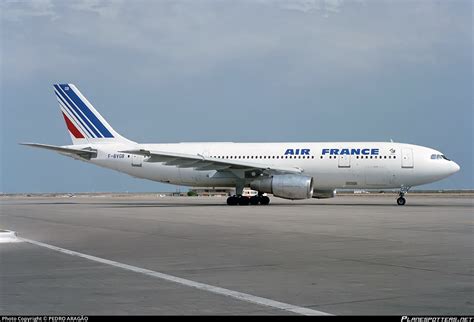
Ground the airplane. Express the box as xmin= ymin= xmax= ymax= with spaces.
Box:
xmin=22 ymin=84 xmax=461 ymax=206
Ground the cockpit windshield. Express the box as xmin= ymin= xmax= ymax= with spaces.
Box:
xmin=431 ymin=154 xmax=450 ymax=161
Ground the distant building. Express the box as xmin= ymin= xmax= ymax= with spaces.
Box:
xmin=189 ymin=187 xmax=258 ymax=197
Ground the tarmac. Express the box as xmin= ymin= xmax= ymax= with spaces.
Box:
xmin=0 ymin=194 xmax=473 ymax=315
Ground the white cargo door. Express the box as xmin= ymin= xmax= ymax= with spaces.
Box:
xmin=338 ymin=155 xmax=351 ymax=168
xmin=131 ymin=155 xmax=143 ymax=167
xmin=401 ymin=148 xmax=414 ymax=168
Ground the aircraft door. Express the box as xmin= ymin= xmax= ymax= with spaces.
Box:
xmin=131 ymin=155 xmax=143 ymax=167
xmin=401 ymin=148 xmax=414 ymax=168
xmin=338 ymin=155 xmax=351 ymax=168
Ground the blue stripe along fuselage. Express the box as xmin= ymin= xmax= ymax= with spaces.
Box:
xmin=54 ymin=85 xmax=101 ymax=138
xmin=59 ymin=84 xmax=114 ymax=138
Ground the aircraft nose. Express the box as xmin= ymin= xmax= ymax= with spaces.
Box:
xmin=452 ymin=161 xmax=460 ymax=173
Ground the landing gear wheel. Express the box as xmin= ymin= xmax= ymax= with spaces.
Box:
xmin=227 ymin=196 xmax=238 ymax=206
xmin=260 ymin=196 xmax=270 ymax=205
xmin=397 ymin=197 xmax=406 ymax=206
xmin=249 ymin=196 xmax=260 ymax=205
xmin=396 ymin=186 xmax=410 ymax=206
xmin=238 ymin=196 xmax=250 ymax=206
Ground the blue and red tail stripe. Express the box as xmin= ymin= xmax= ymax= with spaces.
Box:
xmin=62 ymin=112 xmax=84 ymax=139
xmin=53 ymin=84 xmax=114 ymax=139
xmin=54 ymin=85 xmax=100 ymax=138
xmin=55 ymin=90 xmax=95 ymax=138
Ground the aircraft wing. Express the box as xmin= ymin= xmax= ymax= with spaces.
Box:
xmin=20 ymin=143 xmax=97 ymax=159
xmin=120 ymin=149 xmax=303 ymax=174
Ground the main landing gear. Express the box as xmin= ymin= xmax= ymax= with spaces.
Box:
xmin=226 ymin=194 xmax=270 ymax=206
xmin=396 ymin=186 xmax=410 ymax=206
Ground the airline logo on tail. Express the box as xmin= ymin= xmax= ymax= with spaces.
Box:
xmin=53 ymin=84 xmax=114 ymax=139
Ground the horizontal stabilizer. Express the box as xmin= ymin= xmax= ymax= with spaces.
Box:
xmin=20 ymin=143 xmax=97 ymax=159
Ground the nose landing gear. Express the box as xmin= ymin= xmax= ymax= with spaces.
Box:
xmin=396 ymin=186 xmax=410 ymax=206
xmin=397 ymin=196 xmax=406 ymax=206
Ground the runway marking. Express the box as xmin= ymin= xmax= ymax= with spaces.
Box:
xmin=20 ymin=237 xmax=332 ymax=316
xmin=0 ymin=230 xmax=22 ymax=243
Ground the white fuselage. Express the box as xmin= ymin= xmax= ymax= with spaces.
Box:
xmin=71 ymin=142 xmax=460 ymax=190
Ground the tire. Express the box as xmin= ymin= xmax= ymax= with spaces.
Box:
xmin=227 ymin=196 xmax=238 ymax=206
xmin=238 ymin=196 xmax=250 ymax=206
xmin=249 ymin=196 xmax=260 ymax=205
xmin=260 ymin=196 xmax=270 ymax=205
xmin=397 ymin=197 xmax=406 ymax=206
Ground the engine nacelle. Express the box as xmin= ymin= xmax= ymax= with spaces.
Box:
xmin=312 ymin=189 xmax=336 ymax=199
xmin=250 ymin=174 xmax=314 ymax=200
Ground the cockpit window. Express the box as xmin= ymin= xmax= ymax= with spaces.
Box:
xmin=431 ymin=154 xmax=450 ymax=161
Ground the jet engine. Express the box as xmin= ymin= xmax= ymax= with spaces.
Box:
xmin=250 ymin=174 xmax=313 ymax=200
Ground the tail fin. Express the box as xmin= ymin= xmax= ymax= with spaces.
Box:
xmin=53 ymin=83 xmax=133 ymax=145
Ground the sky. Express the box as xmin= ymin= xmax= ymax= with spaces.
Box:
xmin=1 ymin=0 xmax=472 ymax=193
